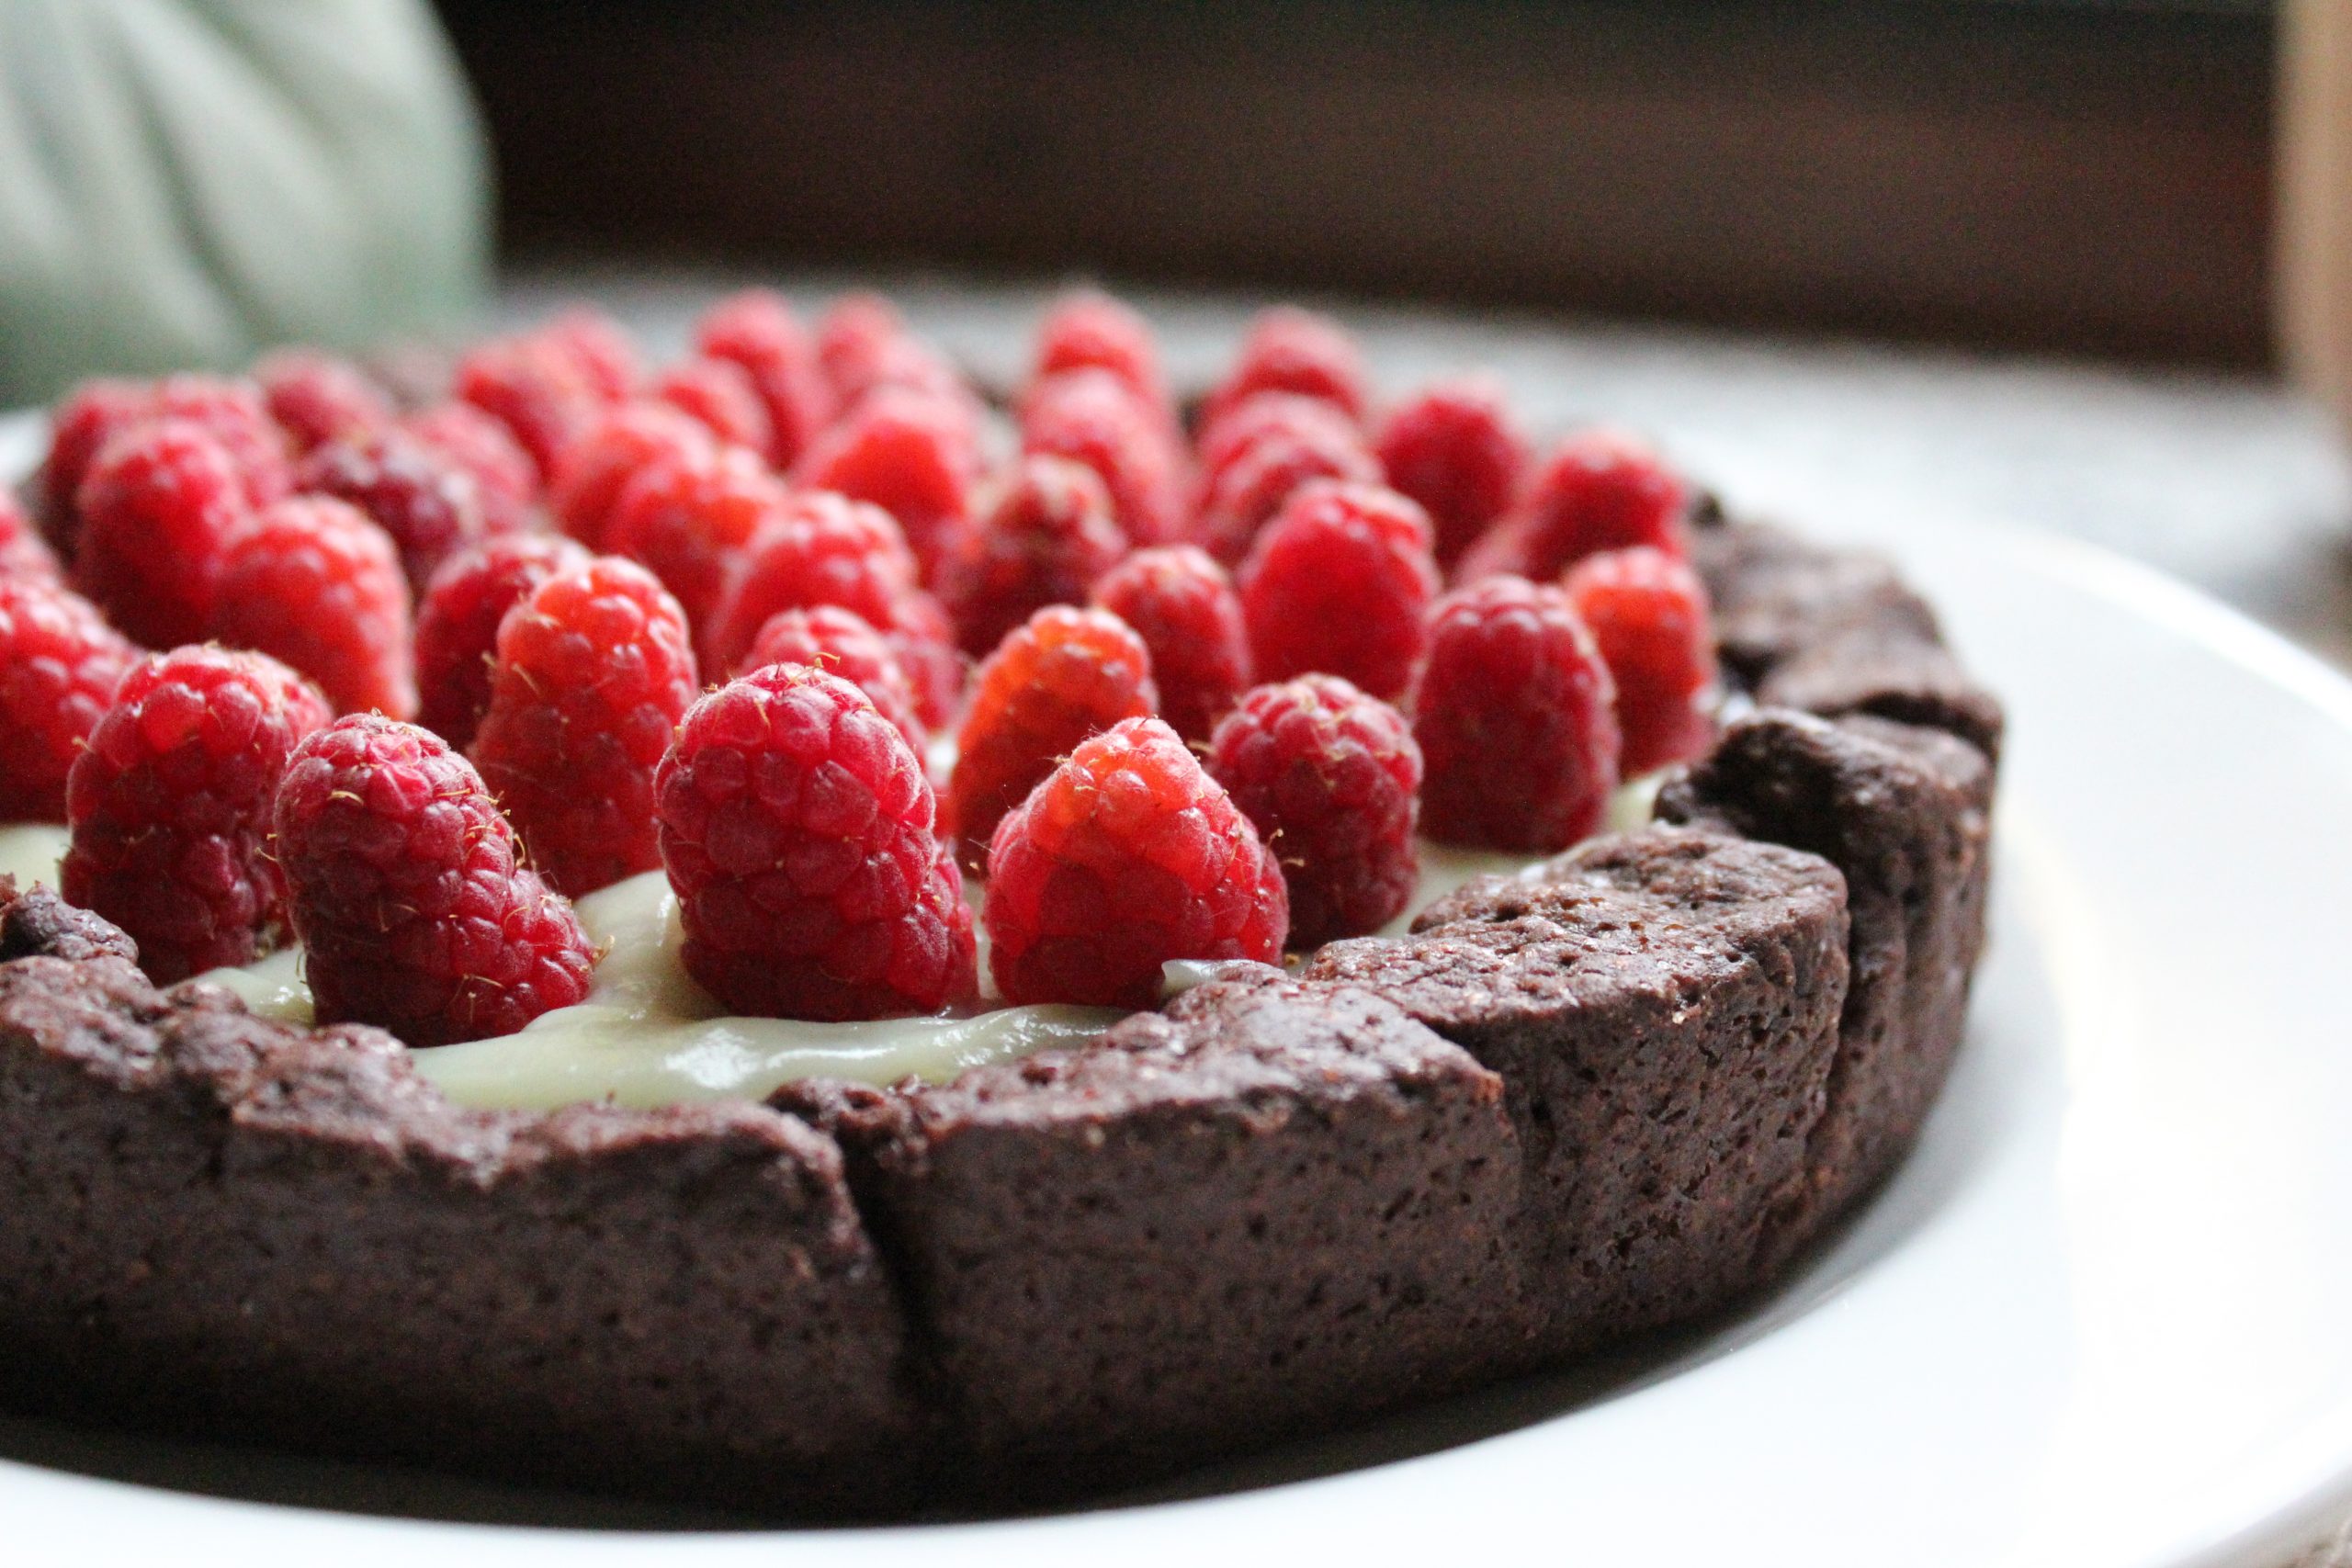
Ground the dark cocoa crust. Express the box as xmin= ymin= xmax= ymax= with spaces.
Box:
xmin=0 ymin=518 xmax=2004 ymax=1516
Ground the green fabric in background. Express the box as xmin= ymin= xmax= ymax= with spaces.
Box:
xmin=0 ymin=0 xmax=492 ymax=404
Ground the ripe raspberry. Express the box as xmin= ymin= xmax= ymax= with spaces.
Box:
xmin=1020 ymin=367 xmax=1185 ymax=547
xmin=883 ymin=586 xmax=966 ymax=729
xmin=817 ymin=293 xmax=938 ymax=405
xmin=985 ymin=716 xmax=1286 ymax=1007
xmin=946 ymin=605 xmax=1157 ymax=863
xmin=605 ymin=440 xmax=790 ymax=629
xmin=1191 ymin=397 xmax=1379 ymax=566
xmin=72 ymin=419 xmax=250 ymax=647
xmin=1088 ymin=545 xmax=1250 ymax=742
xmin=41 ymin=375 xmax=290 ymax=553
xmin=209 ymin=497 xmax=416 ymax=719
xmin=0 ymin=490 xmax=62 ymax=585
xmin=254 ymin=351 xmax=392 ymax=454
xmin=1411 ymin=575 xmax=1621 ymax=852
xmin=275 ymin=713 xmax=595 ymax=1046
xmin=938 ymin=456 xmax=1125 ymax=656
xmin=401 ymin=401 xmax=540 ymax=534
xmin=0 ymin=579 xmax=139 ymax=822
xmin=413 ymin=535 xmax=594 ymax=749
xmin=295 ymin=428 xmax=487 ymax=593
xmin=1200 ymin=306 xmax=1369 ymax=431
xmin=454 ymin=335 xmax=605 ymax=480
xmin=62 ymin=648 xmax=331 ymax=982
xmin=1563 ymin=546 xmax=1719 ymax=776
xmin=38 ymin=378 xmax=148 ymax=543
xmin=794 ymin=385 xmax=976 ymax=584
xmin=1238 ymin=480 xmax=1439 ymax=702
xmin=1374 ymin=376 xmax=1530 ymax=567
xmin=1455 ymin=427 xmax=1690 ymax=583
xmin=699 ymin=490 xmax=920 ymax=673
xmin=536 ymin=308 xmax=642 ymax=404
xmin=1206 ymin=674 xmax=1421 ymax=948
xmin=470 ymin=557 xmax=699 ymax=897
xmin=1029 ymin=291 xmax=1174 ymax=427
xmin=696 ymin=288 xmax=832 ymax=468
xmin=656 ymin=665 xmax=975 ymax=1020
xmin=650 ymin=356 xmax=775 ymax=455
xmin=547 ymin=401 xmax=718 ymax=547
xmin=733 ymin=604 xmax=928 ymax=759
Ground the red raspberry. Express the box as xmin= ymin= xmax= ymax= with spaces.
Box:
xmin=62 ymin=648 xmax=331 ymax=982
xmin=1455 ymin=427 xmax=1690 ymax=583
xmin=0 ymin=490 xmax=62 ymax=585
xmin=454 ymin=335 xmax=605 ymax=480
xmin=41 ymin=376 xmax=290 ymax=553
xmin=0 ymin=579 xmax=139 ymax=822
xmin=1088 ymin=545 xmax=1250 ymax=743
xmin=1194 ymin=389 xmax=1356 ymax=479
xmin=794 ymin=385 xmax=976 ymax=584
xmin=1411 ymin=575 xmax=1621 ymax=852
xmin=38 ymin=378 xmax=149 ymax=543
xmin=72 ymin=419 xmax=250 ymax=647
xmin=699 ymin=490 xmax=920 ymax=672
xmin=1020 ymin=367 xmax=1185 ymax=547
xmin=547 ymin=401 xmax=718 ymax=548
xmin=1206 ymin=674 xmax=1421 ymax=948
xmin=816 ymin=294 xmax=936 ymax=405
xmin=1374 ymin=376 xmax=1530 ymax=567
xmin=1563 ymin=546 xmax=1719 ymax=776
xmin=946 ymin=605 xmax=1157 ymax=864
xmin=882 ymin=586 xmax=966 ymax=730
xmin=1191 ymin=397 xmax=1380 ymax=566
xmin=733 ymin=604 xmax=928 ymax=759
xmin=469 ymin=557 xmax=699 ymax=897
xmin=985 ymin=716 xmax=1286 ymax=1007
xmin=254 ymin=351 xmax=392 ymax=454
xmin=1238 ymin=480 xmax=1439 ymax=702
xmin=401 ymin=401 xmax=540 ymax=535
xmin=650 ymin=356 xmax=774 ymax=455
xmin=1200 ymin=306 xmax=1368 ymax=431
xmin=656 ymin=664 xmax=974 ymax=1020
xmin=537 ymin=308 xmax=643 ymax=403
xmin=275 ymin=713 xmax=595 ymax=1045
xmin=1029 ymin=291 xmax=1174 ymax=426
xmin=695 ymin=288 xmax=833 ymax=468
xmin=209 ymin=497 xmax=417 ymax=719
xmin=605 ymin=440 xmax=789 ymax=629
xmin=295 ymin=428 xmax=487 ymax=594
xmin=413 ymin=535 xmax=594 ymax=749
xmin=937 ymin=456 xmax=1125 ymax=656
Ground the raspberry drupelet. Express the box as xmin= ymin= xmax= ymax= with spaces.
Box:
xmin=275 ymin=713 xmax=596 ymax=1046
xmin=698 ymin=490 xmax=922 ymax=673
xmin=1029 ymin=291 xmax=1174 ymax=427
xmin=1563 ymin=546 xmax=1720 ymax=777
xmin=0 ymin=579 xmax=139 ymax=822
xmin=547 ymin=401 xmax=718 ymax=548
xmin=401 ymin=402 xmax=541 ymax=535
xmin=294 ymin=428 xmax=488 ymax=595
xmin=469 ymin=557 xmax=700 ymax=897
xmin=1454 ymin=427 xmax=1690 ymax=584
xmin=650 ymin=356 xmax=775 ymax=456
xmin=946 ymin=605 xmax=1158 ymax=865
xmin=1206 ymin=675 xmax=1422 ymax=949
xmin=209 ymin=497 xmax=417 ymax=718
xmin=1199 ymin=306 xmax=1369 ymax=431
xmin=695 ymin=288 xmax=833 ymax=468
xmin=793 ymin=385 xmax=978 ymax=584
xmin=413 ymin=535 xmax=594 ymax=750
xmin=985 ymin=716 xmax=1287 ymax=1009
xmin=41 ymin=374 xmax=290 ymax=552
xmin=1020 ymin=366 xmax=1186 ymax=547
xmin=254 ymin=351 xmax=392 ymax=454
xmin=733 ymin=604 xmax=929 ymax=759
xmin=655 ymin=664 xmax=975 ymax=1021
xmin=604 ymin=439 xmax=792 ymax=630
xmin=1374 ymin=376 xmax=1531 ymax=568
xmin=72 ymin=419 xmax=251 ymax=648
xmin=62 ymin=647 xmax=332 ymax=983
xmin=0 ymin=490 xmax=62 ymax=584
xmin=1411 ymin=575 xmax=1622 ymax=852
xmin=1238 ymin=480 xmax=1440 ymax=703
xmin=1088 ymin=544 xmax=1251 ymax=743
xmin=938 ymin=455 xmax=1126 ymax=657
xmin=1191 ymin=395 xmax=1380 ymax=567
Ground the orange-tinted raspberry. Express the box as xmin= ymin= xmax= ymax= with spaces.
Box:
xmin=651 ymin=356 xmax=775 ymax=455
xmin=1374 ymin=375 xmax=1530 ymax=567
xmin=1455 ymin=427 xmax=1690 ymax=583
xmin=1238 ymin=480 xmax=1439 ymax=702
xmin=604 ymin=439 xmax=787 ymax=628
xmin=938 ymin=456 xmax=1125 ymax=656
xmin=548 ymin=401 xmax=718 ymax=548
xmin=1563 ymin=546 xmax=1719 ymax=776
xmin=1200 ymin=306 xmax=1368 ymax=431
xmin=72 ymin=419 xmax=250 ymax=648
xmin=295 ymin=428 xmax=488 ymax=594
xmin=695 ymin=288 xmax=833 ymax=468
xmin=254 ymin=351 xmax=392 ymax=454
xmin=794 ymin=386 xmax=977 ymax=583
xmin=209 ymin=497 xmax=417 ymax=718
xmin=699 ymin=490 xmax=921 ymax=673
xmin=413 ymin=535 xmax=594 ymax=749
xmin=733 ymin=604 xmax=928 ymax=760
xmin=1020 ymin=367 xmax=1186 ymax=547
xmin=1088 ymin=544 xmax=1251 ymax=743
xmin=0 ymin=578 xmax=139 ymax=823
xmin=1191 ymin=393 xmax=1379 ymax=566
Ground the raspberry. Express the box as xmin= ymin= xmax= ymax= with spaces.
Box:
xmin=1206 ymin=674 xmax=1421 ymax=948
xmin=413 ymin=535 xmax=594 ymax=749
xmin=454 ymin=335 xmax=605 ymax=480
xmin=733 ymin=604 xmax=928 ymax=759
xmin=547 ymin=401 xmax=718 ymax=548
xmin=1191 ymin=397 xmax=1379 ymax=566
xmin=699 ymin=490 xmax=920 ymax=673
xmin=1411 ymin=575 xmax=1621 ymax=852
xmin=882 ymin=587 xmax=966 ymax=729
xmin=1563 ymin=546 xmax=1719 ymax=776
xmin=793 ymin=385 xmax=976 ymax=584
xmin=945 ymin=605 xmax=1157 ymax=863
xmin=72 ymin=419 xmax=250 ymax=647
xmin=1454 ymin=427 xmax=1690 ymax=583
xmin=209 ymin=497 xmax=417 ymax=719
xmin=655 ymin=665 xmax=975 ymax=1020
xmin=1029 ymin=291 xmax=1174 ymax=426
xmin=294 ymin=428 xmax=487 ymax=593
xmin=254 ymin=351 xmax=392 ymax=454
xmin=1200 ymin=306 xmax=1368 ymax=431
xmin=39 ymin=378 xmax=148 ymax=543
xmin=275 ymin=713 xmax=595 ymax=1046
xmin=0 ymin=490 xmax=62 ymax=585
xmin=817 ymin=293 xmax=947 ymax=406
xmin=1238 ymin=480 xmax=1439 ymax=702
xmin=695 ymin=288 xmax=833 ymax=468
xmin=650 ymin=356 xmax=775 ymax=455
xmin=41 ymin=375 xmax=290 ymax=553
xmin=537 ymin=308 xmax=643 ymax=403
xmin=469 ymin=557 xmax=699 ymax=897
xmin=0 ymin=579 xmax=139 ymax=823
xmin=1020 ymin=367 xmax=1185 ymax=547
xmin=985 ymin=716 xmax=1286 ymax=1007
xmin=1088 ymin=545 xmax=1250 ymax=742
xmin=1374 ymin=376 xmax=1530 ymax=567
xmin=62 ymin=648 xmax=331 ymax=982
xmin=401 ymin=401 xmax=541 ymax=535
xmin=604 ymin=440 xmax=790 ymax=629
xmin=938 ymin=456 xmax=1125 ymax=656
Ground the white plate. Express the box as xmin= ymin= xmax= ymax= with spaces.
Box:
xmin=6 ymin=424 xmax=2352 ymax=1566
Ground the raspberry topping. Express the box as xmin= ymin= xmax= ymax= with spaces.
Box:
xmin=1200 ymin=306 xmax=1369 ymax=430
xmin=938 ymin=456 xmax=1125 ymax=656
xmin=548 ymin=401 xmax=718 ymax=548
xmin=733 ymin=604 xmax=928 ymax=759
xmin=604 ymin=440 xmax=791 ymax=629
xmin=946 ymin=605 xmax=1158 ymax=864
xmin=0 ymin=579 xmax=139 ymax=823
xmin=1237 ymin=480 xmax=1439 ymax=702
xmin=0 ymin=490 xmax=62 ymax=585
xmin=1374 ymin=376 xmax=1530 ymax=567
xmin=275 ymin=713 xmax=596 ymax=1046
xmin=1411 ymin=575 xmax=1621 ymax=852
xmin=454 ymin=335 xmax=605 ymax=480
xmin=655 ymin=665 xmax=975 ymax=1021
xmin=469 ymin=558 xmax=700 ymax=897
xmin=985 ymin=716 xmax=1286 ymax=1007
xmin=1030 ymin=291 xmax=1173 ymax=423
xmin=1206 ymin=674 xmax=1422 ymax=949
xmin=651 ymin=356 xmax=775 ymax=455
xmin=699 ymin=490 xmax=921 ymax=673
xmin=401 ymin=402 xmax=541 ymax=535
xmin=294 ymin=428 xmax=488 ymax=594
xmin=72 ymin=419 xmax=250 ymax=648
xmin=1191 ymin=395 xmax=1380 ymax=566
xmin=62 ymin=647 xmax=331 ymax=982
xmin=793 ymin=386 xmax=977 ymax=584
xmin=209 ymin=497 xmax=416 ymax=719
xmin=1455 ymin=427 xmax=1690 ymax=583
xmin=413 ymin=535 xmax=594 ymax=750
xmin=695 ymin=288 xmax=833 ymax=468
xmin=1563 ymin=546 xmax=1719 ymax=776
xmin=1088 ymin=544 xmax=1251 ymax=742
xmin=1020 ymin=367 xmax=1185 ymax=547
xmin=254 ymin=351 xmax=392 ymax=454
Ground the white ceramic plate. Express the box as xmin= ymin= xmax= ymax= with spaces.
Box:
xmin=6 ymin=415 xmax=2352 ymax=1567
